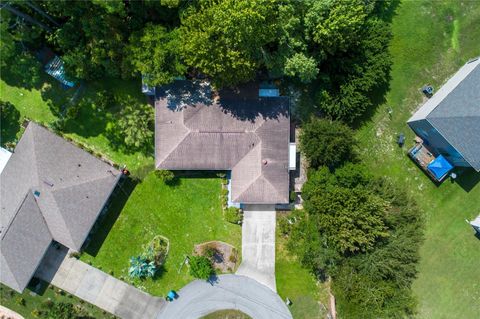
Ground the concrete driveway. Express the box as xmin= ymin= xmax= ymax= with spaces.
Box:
xmin=157 ymin=274 xmax=292 ymax=319
xmin=236 ymin=204 xmax=276 ymax=291
xmin=35 ymin=245 xmax=164 ymax=319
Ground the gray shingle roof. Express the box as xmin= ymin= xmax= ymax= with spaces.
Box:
xmin=155 ymin=81 xmax=290 ymax=204
xmin=0 ymin=191 xmax=52 ymax=292
xmin=0 ymin=122 xmax=121 ymax=291
xmin=408 ymin=58 xmax=480 ymax=171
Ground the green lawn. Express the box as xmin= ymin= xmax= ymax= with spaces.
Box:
xmin=80 ymin=171 xmax=242 ymax=296
xmin=276 ymin=226 xmax=329 ymax=319
xmin=0 ymin=281 xmax=110 ymax=319
xmin=0 ymin=75 xmax=153 ymax=175
xmin=356 ymin=1 xmax=480 ymax=318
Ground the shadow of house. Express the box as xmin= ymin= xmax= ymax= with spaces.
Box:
xmin=83 ymin=177 xmax=138 ymax=257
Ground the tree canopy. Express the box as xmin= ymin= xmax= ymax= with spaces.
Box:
xmin=285 ymin=163 xmax=424 ymax=318
xmin=299 ymin=117 xmax=355 ymax=169
xmin=180 ymin=0 xmax=277 ymax=87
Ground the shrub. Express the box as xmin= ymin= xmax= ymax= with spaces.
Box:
xmin=203 ymin=246 xmax=218 ymax=260
xmin=94 ymin=90 xmax=114 ymax=110
xmin=189 ymin=255 xmax=214 ymax=280
xmin=299 ymin=117 xmax=355 ymax=169
xmin=128 ymin=256 xmax=156 ymax=279
xmin=115 ymin=99 xmax=154 ymax=150
xmin=16 ymin=296 xmax=26 ymax=306
xmin=31 ymin=309 xmax=41 ymax=317
xmin=225 ymin=207 xmax=242 ymax=224
xmin=143 ymin=235 xmax=169 ymax=266
xmin=289 ymin=191 xmax=297 ymax=202
xmin=69 ymin=251 xmax=82 ymax=259
xmin=155 ymin=170 xmax=175 ymax=184
xmin=42 ymin=298 xmax=54 ymax=309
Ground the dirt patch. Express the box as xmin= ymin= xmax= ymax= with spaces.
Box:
xmin=194 ymin=241 xmax=238 ymax=273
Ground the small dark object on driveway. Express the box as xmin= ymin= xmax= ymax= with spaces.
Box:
xmin=422 ymin=85 xmax=434 ymax=97
xmin=397 ymin=133 xmax=405 ymax=147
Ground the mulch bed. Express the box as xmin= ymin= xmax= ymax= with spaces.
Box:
xmin=194 ymin=241 xmax=238 ymax=273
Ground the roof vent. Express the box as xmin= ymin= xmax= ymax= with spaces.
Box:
xmin=262 ymin=159 xmax=268 ymax=165
xmin=43 ymin=180 xmax=54 ymax=187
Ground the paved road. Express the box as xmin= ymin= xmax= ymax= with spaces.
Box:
xmin=236 ymin=204 xmax=277 ymax=291
xmin=156 ymin=274 xmax=292 ymax=319
xmin=36 ymin=245 xmax=165 ymax=319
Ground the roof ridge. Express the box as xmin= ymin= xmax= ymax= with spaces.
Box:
xmin=156 ymin=129 xmax=191 ymax=168
xmin=231 ymin=143 xmax=262 ymax=200
xmin=50 ymin=169 xmax=120 ymax=192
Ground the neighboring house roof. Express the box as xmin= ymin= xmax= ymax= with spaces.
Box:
xmin=408 ymin=58 xmax=480 ymax=171
xmin=0 ymin=122 xmax=121 ymax=292
xmin=155 ymin=81 xmax=290 ymax=204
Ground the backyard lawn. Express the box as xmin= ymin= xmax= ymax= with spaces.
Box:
xmin=80 ymin=171 xmax=242 ymax=296
xmin=0 ymin=75 xmax=153 ymax=175
xmin=276 ymin=227 xmax=329 ymax=319
xmin=356 ymin=1 xmax=480 ymax=318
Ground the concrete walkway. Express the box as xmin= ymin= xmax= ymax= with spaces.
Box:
xmin=236 ymin=204 xmax=277 ymax=291
xmin=157 ymin=274 xmax=292 ymax=319
xmin=35 ymin=245 xmax=165 ymax=319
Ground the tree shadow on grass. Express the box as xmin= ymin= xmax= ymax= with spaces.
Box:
xmin=351 ymin=76 xmax=392 ymax=130
xmin=82 ymin=177 xmax=138 ymax=257
xmin=0 ymin=101 xmax=21 ymax=147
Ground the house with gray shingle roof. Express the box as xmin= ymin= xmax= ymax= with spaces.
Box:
xmin=407 ymin=57 xmax=480 ymax=172
xmin=155 ymin=81 xmax=290 ymax=204
xmin=0 ymin=122 xmax=121 ymax=292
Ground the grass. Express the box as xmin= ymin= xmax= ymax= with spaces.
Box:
xmin=275 ymin=223 xmax=329 ymax=319
xmin=80 ymin=171 xmax=242 ymax=296
xmin=201 ymin=309 xmax=252 ymax=319
xmin=0 ymin=74 xmax=153 ymax=175
xmin=355 ymin=1 xmax=480 ymax=318
xmin=0 ymin=281 xmax=110 ymax=319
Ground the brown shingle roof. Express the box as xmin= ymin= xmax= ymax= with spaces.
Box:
xmin=155 ymin=81 xmax=290 ymax=204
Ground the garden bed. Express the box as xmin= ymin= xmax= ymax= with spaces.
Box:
xmin=194 ymin=241 xmax=239 ymax=273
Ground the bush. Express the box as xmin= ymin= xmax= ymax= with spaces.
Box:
xmin=115 ymin=99 xmax=154 ymax=150
xmin=16 ymin=296 xmax=26 ymax=306
xmin=299 ymin=118 xmax=355 ymax=169
xmin=225 ymin=207 xmax=242 ymax=224
xmin=143 ymin=235 xmax=169 ymax=266
xmin=128 ymin=256 xmax=156 ymax=279
xmin=189 ymin=255 xmax=214 ymax=280
xmin=155 ymin=170 xmax=175 ymax=184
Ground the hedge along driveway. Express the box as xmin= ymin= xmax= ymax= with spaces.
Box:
xmin=80 ymin=172 xmax=242 ymax=296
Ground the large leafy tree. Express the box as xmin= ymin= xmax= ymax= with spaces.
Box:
xmin=299 ymin=117 xmax=355 ymax=169
xmin=305 ymin=186 xmax=389 ymax=254
xmin=180 ymin=0 xmax=277 ymax=87
xmin=114 ymin=98 xmax=154 ymax=150
xmin=286 ymin=164 xmax=424 ymax=318
xmin=126 ymin=24 xmax=185 ymax=86
xmin=43 ymin=0 xmax=127 ymax=80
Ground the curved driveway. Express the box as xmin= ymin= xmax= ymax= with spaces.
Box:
xmin=156 ymin=274 xmax=292 ymax=319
